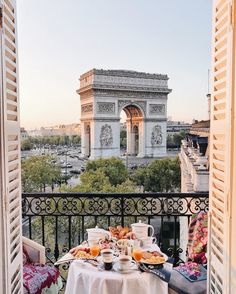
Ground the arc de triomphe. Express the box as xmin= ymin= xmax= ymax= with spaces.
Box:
xmin=77 ymin=69 xmax=172 ymax=159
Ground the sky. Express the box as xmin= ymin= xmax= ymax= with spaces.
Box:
xmin=17 ymin=0 xmax=212 ymax=130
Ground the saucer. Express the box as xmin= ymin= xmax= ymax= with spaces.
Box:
xmin=113 ymin=262 xmax=137 ymax=274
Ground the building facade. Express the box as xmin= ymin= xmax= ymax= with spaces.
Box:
xmin=167 ymin=120 xmax=191 ymax=137
xmin=27 ymin=123 xmax=81 ymax=137
xmin=78 ymin=69 xmax=171 ymax=159
xmin=20 ymin=127 xmax=29 ymax=141
xmin=179 ymin=120 xmax=210 ymax=193
xmin=179 ymin=120 xmax=210 ymax=261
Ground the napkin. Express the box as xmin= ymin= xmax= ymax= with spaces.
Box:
xmin=54 ymin=253 xmax=75 ymax=265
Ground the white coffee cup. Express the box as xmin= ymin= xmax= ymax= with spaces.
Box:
xmin=140 ymin=236 xmax=157 ymax=248
xmin=101 ymin=249 xmax=115 ymax=270
xmin=118 ymin=255 xmax=135 ymax=271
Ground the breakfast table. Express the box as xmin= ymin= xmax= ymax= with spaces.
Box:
xmin=63 ymin=223 xmax=171 ymax=294
xmin=65 ymin=259 xmax=168 ymax=294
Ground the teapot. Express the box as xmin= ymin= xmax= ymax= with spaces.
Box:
xmin=86 ymin=226 xmax=111 ymax=241
xmin=131 ymin=220 xmax=154 ymax=239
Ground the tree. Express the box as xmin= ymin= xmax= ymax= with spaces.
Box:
xmin=85 ymin=157 xmax=128 ymax=186
xmin=75 ymin=169 xmax=113 ymax=192
xmin=120 ymin=129 xmax=127 ymax=149
xmin=59 ymin=169 xmax=137 ymax=193
xmin=22 ymin=155 xmax=61 ymax=192
xmin=21 ymin=139 xmax=33 ymax=151
xmin=57 ymin=168 xmax=137 ymax=244
xmin=173 ymin=131 xmax=186 ymax=148
xmin=71 ymin=135 xmax=81 ymax=145
xmin=133 ymin=157 xmax=181 ymax=192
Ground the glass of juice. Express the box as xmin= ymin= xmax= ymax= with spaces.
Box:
xmin=90 ymin=245 xmax=100 ymax=258
xmin=132 ymin=248 xmax=143 ymax=262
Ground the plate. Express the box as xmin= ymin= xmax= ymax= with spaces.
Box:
xmin=141 ymin=252 xmax=168 ymax=265
xmin=113 ymin=262 xmax=138 ymax=274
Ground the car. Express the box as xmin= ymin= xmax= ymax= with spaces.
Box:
xmin=70 ymin=169 xmax=81 ymax=175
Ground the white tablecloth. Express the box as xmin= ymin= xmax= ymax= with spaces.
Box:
xmin=65 ymin=260 xmax=168 ymax=294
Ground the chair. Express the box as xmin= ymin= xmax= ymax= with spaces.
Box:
xmin=23 ymin=237 xmax=63 ymax=294
xmin=168 ymin=212 xmax=208 ymax=294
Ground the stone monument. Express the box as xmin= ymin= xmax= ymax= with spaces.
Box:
xmin=77 ymin=69 xmax=171 ymax=159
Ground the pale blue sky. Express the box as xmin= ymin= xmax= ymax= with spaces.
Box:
xmin=17 ymin=0 xmax=212 ymax=129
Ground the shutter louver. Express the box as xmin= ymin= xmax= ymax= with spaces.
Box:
xmin=0 ymin=0 xmax=23 ymax=293
xmin=209 ymin=0 xmax=235 ymax=293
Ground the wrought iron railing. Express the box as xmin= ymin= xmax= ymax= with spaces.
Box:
xmin=22 ymin=192 xmax=209 ymax=287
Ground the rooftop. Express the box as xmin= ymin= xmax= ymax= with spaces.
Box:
xmin=80 ymin=68 xmax=169 ymax=80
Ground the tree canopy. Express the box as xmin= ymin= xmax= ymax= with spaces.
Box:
xmin=21 ymin=139 xmax=33 ymax=151
xmin=167 ymin=131 xmax=187 ymax=148
xmin=28 ymin=135 xmax=81 ymax=147
xmin=59 ymin=157 xmax=136 ymax=193
xmin=133 ymin=157 xmax=181 ymax=192
xmin=22 ymin=155 xmax=61 ymax=192
xmin=85 ymin=157 xmax=128 ymax=186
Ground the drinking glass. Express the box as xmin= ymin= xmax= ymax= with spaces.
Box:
xmin=132 ymin=248 xmax=143 ymax=262
xmin=90 ymin=245 xmax=100 ymax=258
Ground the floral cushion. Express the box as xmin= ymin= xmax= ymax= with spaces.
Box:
xmin=187 ymin=212 xmax=208 ymax=264
xmin=23 ymin=263 xmax=60 ymax=294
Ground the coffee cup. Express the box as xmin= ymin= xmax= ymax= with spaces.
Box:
xmin=118 ymin=255 xmax=135 ymax=271
xmin=140 ymin=236 xmax=157 ymax=248
xmin=101 ymin=249 xmax=115 ymax=270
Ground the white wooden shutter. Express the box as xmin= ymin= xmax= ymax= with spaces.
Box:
xmin=0 ymin=0 xmax=23 ymax=293
xmin=209 ymin=0 xmax=235 ymax=293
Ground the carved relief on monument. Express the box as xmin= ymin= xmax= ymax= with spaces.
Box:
xmin=149 ymin=104 xmax=165 ymax=115
xmin=100 ymin=124 xmax=113 ymax=147
xmin=81 ymin=103 xmax=93 ymax=114
xmin=97 ymin=102 xmax=115 ymax=114
xmin=151 ymin=125 xmax=162 ymax=146
xmin=95 ymin=89 xmax=167 ymax=99
xmin=118 ymin=100 xmax=146 ymax=115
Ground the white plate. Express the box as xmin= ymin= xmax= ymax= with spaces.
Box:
xmin=113 ymin=262 xmax=138 ymax=274
xmin=141 ymin=252 xmax=168 ymax=265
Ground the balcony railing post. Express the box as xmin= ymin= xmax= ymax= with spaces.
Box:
xmin=121 ymin=195 xmax=124 ymax=227
xmin=68 ymin=216 xmax=71 ymax=250
xmin=54 ymin=216 xmax=59 ymax=261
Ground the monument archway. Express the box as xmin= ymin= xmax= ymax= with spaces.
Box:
xmin=121 ymin=104 xmax=144 ymax=156
xmin=78 ymin=69 xmax=171 ymax=159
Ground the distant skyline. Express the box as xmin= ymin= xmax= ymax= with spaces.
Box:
xmin=17 ymin=0 xmax=212 ymax=130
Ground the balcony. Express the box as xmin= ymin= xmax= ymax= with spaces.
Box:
xmin=22 ymin=192 xmax=209 ymax=290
